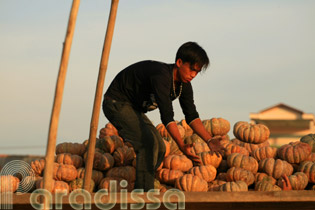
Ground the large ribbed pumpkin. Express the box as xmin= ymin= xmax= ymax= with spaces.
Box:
xmin=197 ymin=151 xmax=222 ymax=168
xmin=231 ymin=138 xmax=270 ymax=153
xmin=227 ymin=153 xmax=258 ymax=174
xmin=226 ymin=167 xmax=255 ymax=186
xmin=255 ymin=180 xmax=282 ymax=192
xmin=251 ymin=146 xmax=278 ymax=161
xmin=298 ymin=161 xmax=315 ymax=183
xmin=258 ymin=158 xmax=293 ymax=179
xmin=156 ymin=168 xmax=184 ymax=185
xmin=96 ymin=135 xmax=123 ymax=154
xmin=85 ymin=151 xmax=114 ymax=171
xmin=190 ymin=141 xmax=210 ymax=155
xmin=219 ymin=181 xmax=248 ymax=192
xmin=113 ymin=145 xmax=136 ymax=166
xmin=56 ymin=142 xmax=86 ymax=156
xmin=163 ymin=155 xmax=193 ymax=172
xmin=233 ymin=122 xmax=270 ymax=144
xmin=175 ymin=174 xmax=208 ymax=192
xmin=99 ymin=122 xmax=119 ymax=138
xmin=277 ymin=172 xmax=308 ymax=190
xmin=36 ymin=179 xmax=69 ymax=193
xmin=300 ymin=134 xmax=315 ymax=152
xmin=55 ymin=153 xmax=83 ymax=169
xmin=278 ymin=142 xmax=311 ymax=164
xmin=202 ymin=118 xmax=230 ymax=137
xmin=105 ymin=166 xmax=136 ymax=183
xmin=53 ymin=163 xmax=77 ymax=182
xmin=220 ymin=140 xmax=249 ymax=159
xmin=31 ymin=158 xmax=46 ymax=176
xmin=188 ymin=165 xmax=217 ymax=182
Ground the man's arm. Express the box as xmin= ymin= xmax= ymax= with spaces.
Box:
xmin=189 ymin=118 xmax=224 ymax=153
xmin=166 ymin=121 xmax=201 ymax=163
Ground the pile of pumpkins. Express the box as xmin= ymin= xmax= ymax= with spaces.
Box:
xmin=1 ymin=118 xmax=315 ymax=193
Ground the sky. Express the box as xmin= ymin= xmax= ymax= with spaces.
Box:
xmin=0 ymin=0 xmax=314 ymax=155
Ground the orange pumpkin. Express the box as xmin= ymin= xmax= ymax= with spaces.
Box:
xmin=190 ymin=141 xmax=210 ymax=155
xmin=220 ymin=140 xmax=249 ymax=159
xmin=84 ymin=151 xmax=114 ymax=171
xmin=202 ymin=118 xmax=230 ymax=137
xmin=163 ymin=155 xmax=193 ymax=172
xmin=298 ymin=161 xmax=315 ymax=183
xmin=98 ymin=177 xmax=134 ymax=192
xmin=197 ymin=151 xmax=222 ymax=168
xmin=156 ymin=168 xmax=184 ymax=185
xmin=99 ymin=122 xmax=119 ymax=138
xmin=251 ymin=146 xmax=278 ymax=161
xmin=36 ymin=178 xmax=69 ymax=193
xmin=219 ymin=181 xmax=248 ymax=192
xmin=175 ymin=174 xmax=208 ymax=192
xmin=226 ymin=167 xmax=255 ymax=186
xmin=96 ymin=135 xmax=124 ymax=154
xmin=278 ymin=141 xmax=311 ymax=164
xmin=31 ymin=158 xmax=46 ymax=176
xmin=188 ymin=165 xmax=216 ymax=182
xmin=53 ymin=163 xmax=77 ymax=182
xmin=56 ymin=142 xmax=86 ymax=156
xmin=231 ymin=138 xmax=270 ymax=153
xmin=258 ymin=158 xmax=293 ymax=179
xmin=233 ymin=121 xmax=270 ymax=144
xmin=300 ymin=134 xmax=315 ymax=152
xmin=55 ymin=153 xmax=83 ymax=168
xmin=227 ymin=153 xmax=258 ymax=174
xmin=277 ymin=172 xmax=308 ymax=190
xmin=113 ymin=145 xmax=136 ymax=166
xmin=105 ymin=166 xmax=136 ymax=183
xmin=307 ymin=153 xmax=315 ymax=162
xmin=255 ymin=180 xmax=281 ymax=192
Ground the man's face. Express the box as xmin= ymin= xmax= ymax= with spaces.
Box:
xmin=176 ymin=59 xmax=202 ymax=83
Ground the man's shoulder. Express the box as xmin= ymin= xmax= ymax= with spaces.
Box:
xmin=136 ymin=60 xmax=171 ymax=67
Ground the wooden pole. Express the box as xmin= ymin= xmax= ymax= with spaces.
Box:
xmin=42 ymin=0 xmax=80 ymax=209
xmin=83 ymin=0 xmax=119 ymax=191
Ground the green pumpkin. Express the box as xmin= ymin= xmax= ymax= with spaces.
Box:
xmin=300 ymin=134 xmax=315 ymax=152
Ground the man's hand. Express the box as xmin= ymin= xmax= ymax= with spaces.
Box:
xmin=281 ymin=175 xmax=292 ymax=191
xmin=179 ymin=144 xmax=202 ymax=164
xmin=207 ymin=136 xmax=225 ymax=156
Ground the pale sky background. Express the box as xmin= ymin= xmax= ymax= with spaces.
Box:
xmin=0 ymin=0 xmax=314 ymax=155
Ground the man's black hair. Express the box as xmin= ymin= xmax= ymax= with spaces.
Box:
xmin=175 ymin=42 xmax=210 ymax=71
